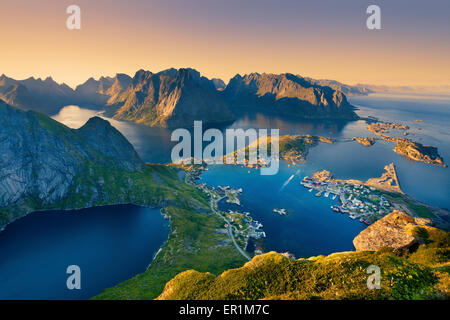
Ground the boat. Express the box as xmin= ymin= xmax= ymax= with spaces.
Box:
xmin=315 ymin=191 xmax=322 ymax=197
xmin=332 ymin=194 xmax=337 ymax=200
xmin=325 ymin=192 xmax=329 ymax=197
xmin=331 ymin=206 xmax=340 ymax=212
xmin=308 ymin=188 xmax=313 ymax=192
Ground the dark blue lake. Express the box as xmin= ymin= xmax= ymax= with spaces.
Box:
xmin=0 ymin=205 xmax=168 ymax=299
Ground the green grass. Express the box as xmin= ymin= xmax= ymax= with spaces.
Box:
xmin=157 ymin=249 xmax=447 ymax=300
xmin=408 ymin=203 xmax=436 ymax=219
xmin=93 ymin=204 xmax=247 ymax=299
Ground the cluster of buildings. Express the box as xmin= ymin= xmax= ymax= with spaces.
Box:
xmin=301 ymin=176 xmax=392 ymax=225
xmin=225 ymin=210 xmax=266 ymax=239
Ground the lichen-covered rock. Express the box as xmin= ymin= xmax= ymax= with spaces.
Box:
xmin=353 ymin=210 xmax=433 ymax=252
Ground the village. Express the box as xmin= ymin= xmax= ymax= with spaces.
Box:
xmin=183 ymin=163 xmax=266 ymax=256
xmin=301 ymin=175 xmax=392 ymax=225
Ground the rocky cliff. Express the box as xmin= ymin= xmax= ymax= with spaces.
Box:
xmin=304 ymin=77 xmax=373 ymax=96
xmin=74 ymin=73 xmax=132 ymax=106
xmin=0 ymin=74 xmax=75 ymax=114
xmin=156 ymin=210 xmax=449 ymax=300
xmin=0 ymin=101 xmax=144 ymax=228
xmin=353 ymin=210 xmax=433 ymax=252
xmin=110 ymin=68 xmax=235 ymax=127
xmin=223 ymin=73 xmax=358 ymax=119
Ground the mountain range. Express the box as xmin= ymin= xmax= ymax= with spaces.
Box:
xmin=0 ymin=69 xmax=364 ymax=126
xmin=223 ymin=73 xmax=358 ymax=120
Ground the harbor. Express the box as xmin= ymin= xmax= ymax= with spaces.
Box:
xmin=300 ymin=173 xmax=393 ymax=225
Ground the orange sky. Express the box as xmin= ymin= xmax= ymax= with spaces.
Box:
xmin=1 ymin=0 xmax=449 ymax=88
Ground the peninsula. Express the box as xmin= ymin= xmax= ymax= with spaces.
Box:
xmin=301 ymin=163 xmax=449 ymax=228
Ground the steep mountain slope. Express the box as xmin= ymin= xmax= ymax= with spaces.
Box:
xmin=304 ymin=77 xmax=373 ymax=96
xmin=0 ymin=74 xmax=75 ymax=114
xmin=110 ymin=68 xmax=235 ymax=127
xmin=0 ymin=102 xmax=247 ymax=300
xmin=211 ymin=78 xmax=226 ymax=90
xmin=223 ymin=73 xmax=358 ymax=119
xmin=0 ymin=101 xmax=169 ymax=228
xmin=74 ymin=73 xmax=132 ymax=106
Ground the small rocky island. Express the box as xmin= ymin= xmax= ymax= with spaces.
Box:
xmin=391 ymin=138 xmax=447 ymax=167
xmin=352 ymin=137 xmax=376 ymax=146
xmin=365 ymin=120 xmax=446 ymax=167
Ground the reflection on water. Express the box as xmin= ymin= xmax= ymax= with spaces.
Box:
xmin=53 ymin=94 xmax=450 ymax=209
xmin=52 ymin=105 xmax=100 ymax=129
xmin=53 ymin=107 xmax=357 ymax=164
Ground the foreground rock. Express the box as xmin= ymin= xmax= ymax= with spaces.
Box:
xmin=353 ymin=210 xmax=432 ymax=252
xmin=155 ymin=209 xmax=449 ymax=300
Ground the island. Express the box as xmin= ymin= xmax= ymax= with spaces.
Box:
xmin=366 ymin=120 xmax=446 ymax=167
xmin=352 ymin=137 xmax=376 ymax=146
xmin=391 ymin=138 xmax=447 ymax=167
xmin=367 ymin=121 xmax=409 ymax=135
xmin=224 ymin=134 xmax=334 ymax=168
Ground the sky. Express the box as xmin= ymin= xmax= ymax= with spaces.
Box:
xmin=0 ymin=0 xmax=449 ymax=88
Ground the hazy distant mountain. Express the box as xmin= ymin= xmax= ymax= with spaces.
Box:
xmin=75 ymin=73 xmax=132 ymax=106
xmin=304 ymin=78 xmax=373 ymax=96
xmin=354 ymin=84 xmax=450 ymax=95
xmin=211 ymin=78 xmax=226 ymax=90
xmin=0 ymin=74 xmax=75 ymax=114
xmin=1 ymin=70 xmax=365 ymax=124
xmin=223 ymin=73 xmax=358 ymax=120
xmin=110 ymin=68 xmax=235 ymax=127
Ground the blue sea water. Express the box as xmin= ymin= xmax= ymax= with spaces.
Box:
xmin=0 ymin=92 xmax=448 ymax=299
xmin=0 ymin=205 xmax=168 ymax=299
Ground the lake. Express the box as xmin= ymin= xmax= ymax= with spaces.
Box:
xmin=0 ymin=205 xmax=168 ymax=299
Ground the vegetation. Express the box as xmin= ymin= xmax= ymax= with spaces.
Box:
xmin=157 ymin=231 xmax=449 ymax=300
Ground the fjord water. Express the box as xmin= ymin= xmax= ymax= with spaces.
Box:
xmin=1 ymin=93 xmax=448 ymax=299
xmin=0 ymin=205 xmax=168 ymax=299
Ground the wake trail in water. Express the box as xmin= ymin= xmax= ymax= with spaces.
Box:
xmin=280 ymin=169 xmax=301 ymax=192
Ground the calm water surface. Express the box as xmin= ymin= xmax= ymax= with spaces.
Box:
xmin=1 ymin=93 xmax=447 ymax=299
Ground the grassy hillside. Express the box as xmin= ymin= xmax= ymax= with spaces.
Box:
xmin=157 ymin=226 xmax=449 ymax=300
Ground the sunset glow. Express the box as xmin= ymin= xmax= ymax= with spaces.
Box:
xmin=1 ymin=0 xmax=449 ymax=87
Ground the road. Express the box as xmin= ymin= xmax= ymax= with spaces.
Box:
xmin=209 ymin=196 xmax=251 ymax=261
xmin=185 ymin=169 xmax=251 ymax=261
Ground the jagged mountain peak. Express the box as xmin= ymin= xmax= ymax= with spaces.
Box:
xmin=223 ymin=71 xmax=358 ymax=120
